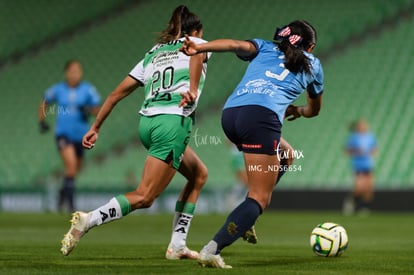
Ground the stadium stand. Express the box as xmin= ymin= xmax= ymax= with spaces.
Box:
xmin=1 ymin=0 xmax=413 ymax=194
xmin=0 ymin=0 xmax=132 ymax=62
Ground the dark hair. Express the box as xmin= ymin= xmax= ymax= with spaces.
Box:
xmin=349 ymin=120 xmax=358 ymax=132
xmin=274 ymin=20 xmax=317 ymax=74
xmin=158 ymin=5 xmax=203 ymax=44
xmin=64 ymin=59 xmax=81 ymax=72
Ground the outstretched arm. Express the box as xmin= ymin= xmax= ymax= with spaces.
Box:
xmin=180 ymin=35 xmax=257 ymax=59
xmin=83 ymin=76 xmax=142 ymax=149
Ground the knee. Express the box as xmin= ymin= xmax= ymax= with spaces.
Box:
xmin=64 ymin=162 xmax=79 ymax=177
xmin=139 ymin=197 xmax=155 ymax=209
xmin=196 ymin=163 xmax=208 ymax=186
xmin=188 ymin=163 xmax=208 ymax=188
xmin=128 ymin=191 xmax=156 ymax=209
xmin=249 ymin=193 xmax=272 ymax=210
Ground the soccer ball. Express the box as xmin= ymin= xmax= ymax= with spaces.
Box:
xmin=310 ymin=222 xmax=349 ymax=257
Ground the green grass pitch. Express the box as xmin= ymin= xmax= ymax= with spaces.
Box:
xmin=1 ymin=211 xmax=413 ymax=274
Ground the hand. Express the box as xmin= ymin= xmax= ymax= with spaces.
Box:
xmin=79 ymin=106 xmax=91 ymax=121
xmin=180 ymin=35 xmax=199 ymax=56
xmin=39 ymin=121 xmax=50 ymax=134
xmin=82 ymin=129 xmax=98 ymax=149
xmin=179 ymin=91 xmax=197 ymax=107
xmin=285 ymin=105 xmax=301 ymax=121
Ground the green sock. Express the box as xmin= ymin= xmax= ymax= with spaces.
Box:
xmin=182 ymin=202 xmax=195 ymax=215
xmin=175 ymin=201 xmax=185 ymax=212
xmin=115 ymin=194 xmax=131 ymax=216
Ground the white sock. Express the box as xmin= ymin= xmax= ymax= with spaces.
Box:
xmin=88 ymin=197 xmax=124 ymax=228
xmin=171 ymin=212 xmax=180 ymax=231
xmin=170 ymin=213 xmax=193 ymax=249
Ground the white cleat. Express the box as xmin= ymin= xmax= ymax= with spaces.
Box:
xmin=165 ymin=244 xmax=199 ymax=260
xmin=198 ymin=250 xmax=232 ymax=269
xmin=60 ymin=211 xmax=89 ymax=256
xmin=242 ymin=226 xmax=258 ymax=244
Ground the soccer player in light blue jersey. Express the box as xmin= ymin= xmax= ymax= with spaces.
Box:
xmin=39 ymin=60 xmax=101 ymax=212
xmin=181 ymin=20 xmax=324 ymax=268
xmin=344 ymin=119 xmax=377 ymax=214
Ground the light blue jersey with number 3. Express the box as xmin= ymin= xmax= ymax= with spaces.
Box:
xmin=223 ymin=39 xmax=324 ymax=123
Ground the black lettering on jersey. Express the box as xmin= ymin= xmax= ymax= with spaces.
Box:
xmin=166 ymin=40 xmax=183 ymax=46
xmin=148 ymin=40 xmax=183 ymax=54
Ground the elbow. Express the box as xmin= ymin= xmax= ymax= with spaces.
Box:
xmin=308 ymin=101 xmax=322 ymax=117
xmin=310 ymin=108 xmax=320 ymax=117
xmin=305 ymin=107 xmax=320 ymax=118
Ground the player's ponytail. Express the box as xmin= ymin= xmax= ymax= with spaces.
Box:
xmin=158 ymin=5 xmax=203 ymax=44
xmin=274 ymin=20 xmax=317 ymax=74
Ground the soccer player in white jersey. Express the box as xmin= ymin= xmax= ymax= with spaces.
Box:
xmin=60 ymin=5 xmax=211 ymax=260
xmin=181 ymin=20 xmax=324 ymax=268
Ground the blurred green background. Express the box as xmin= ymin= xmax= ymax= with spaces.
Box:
xmin=1 ymin=0 xmax=414 ymax=200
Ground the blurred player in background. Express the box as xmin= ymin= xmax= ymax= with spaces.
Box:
xmin=344 ymin=118 xmax=377 ymax=215
xmin=181 ymin=20 xmax=323 ymax=268
xmin=60 ymin=5 xmax=211 ymax=260
xmin=38 ymin=60 xmax=101 ymax=212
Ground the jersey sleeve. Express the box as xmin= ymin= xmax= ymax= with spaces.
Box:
xmin=44 ymin=85 xmax=56 ymax=104
xmin=346 ymin=134 xmax=356 ymax=150
xmin=307 ymin=58 xmax=324 ymax=98
xmin=370 ymin=134 xmax=378 ymax=150
xmin=86 ymin=85 xmax=101 ymax=106
xmin=236 ymin=38 xmax=261 ymax=61
xmin=129 ymin=59 xmax=145 ymax=84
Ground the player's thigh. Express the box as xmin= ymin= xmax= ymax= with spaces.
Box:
xmin=360 ymin=173 xmax=374 ymax=193
xmin=354 ymin=172 xmax=371 ymax=193
xmin=56 ymin=136 xmax=78 ymax=173
xmin=244 ymin=152 xmax=279 ymax=208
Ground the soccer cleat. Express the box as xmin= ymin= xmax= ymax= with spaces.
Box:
xmin=60 ymin=211 xmax=89 ymax=256
xmin=198 ymin=250 xmax=232 ymax=269
xmin=165 ymin=244 xmax=199 ymax=260
xmin=242 ymin=226 xmax=258 ymax=244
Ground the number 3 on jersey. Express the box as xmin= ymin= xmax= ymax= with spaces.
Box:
xmin=265 ymin=56 xmax=289 ymax=81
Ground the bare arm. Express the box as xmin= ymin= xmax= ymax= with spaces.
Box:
xmin=83 ymin=76 xmax=141 ymax=148
xmin=38 ymin=100 xmax=47 ymax=122
xmin=38 ymin=100 xmax=50 ymax=133
xmin=285 ymin=93 xmax=322 ymax=121
xmin=180 ymin=35 xmax=257 ymax=59
xmin=179 ymin=52 xmax=205 ymax=107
